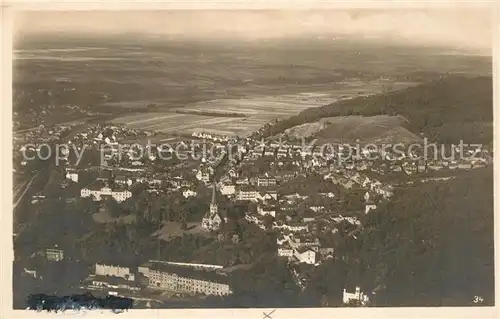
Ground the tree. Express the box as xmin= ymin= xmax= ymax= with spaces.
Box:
xmin=353 ymin=167 xmax=494 ymax=306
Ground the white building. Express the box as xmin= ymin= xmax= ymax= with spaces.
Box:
xmin=183 ymin=189 xmax=197 ymax=198
xmin=258 ymin=191 xmax=278 ymax=202
xmin=66 ymin=171 xmax=79 ymax=183
xmin=80 ymin=186 xmax=132 ymax=202
xmin=257 ymin=204 xmax=276 ymax=218
xmin=293 ymin=248 xmax=317 ymax=264
xmin=201 ymin=184 xmax=225 ymax=231
xmin=343 ymin=286 xmax=370 ymax=306
xmin=365 ymin=204 xmax=377 ymax=214
xmin=236 ymin=188 xmax=259 ymax=201
xmin=95 ymin=263 xmax=135 ymax=281
xmin=256 ymin=176 xmax=277 ymax=187
xmin=220 ymin=184 xmax=236 ymax=196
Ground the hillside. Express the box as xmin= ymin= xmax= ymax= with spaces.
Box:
xmin=284 ymin=115 xmax=421 ymax=144
xmin=350 ymin=166 xmax=494 ymax=306
xmin=269 ymin=76 xmax=492 ymax=145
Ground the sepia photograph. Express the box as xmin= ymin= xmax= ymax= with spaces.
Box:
xmin=10 ymin=6 xmax=495 ymax=312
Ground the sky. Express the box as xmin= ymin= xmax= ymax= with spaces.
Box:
xmin=14 ymin=9 xmax=493 ymax=52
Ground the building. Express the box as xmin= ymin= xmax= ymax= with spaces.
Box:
xmin=365 ymin=203 xmax=377 ymax=214
xmin=256 ymin=176 xmax=277 ymax=187
xmin=257 ymin=203 xmax=276 ymax=218
xmin=65 ymin=170 xmax=79 ymax=183
xmin=196 ymin=170 xmax=211 ymax=183
xmin=293 ymin=247 xmax=317 ymax=264
xmin=95 ymin=263 xmax=135 ymax=281
xmin=46 ymin=246 xmax=64 ymax=262
xmin=201 ymin=183 xmax=225 ymax=231
xmin=220 ymin=184 xmax=236 ymax=196
xmin=84 ymin=275 xmax=142 ymax=292
xmin=343 ymin=286 xmax=370 ymax=306
xmin=236 ymin=187 xmax=259 ymax=201
xmin=80 ymin=183 xmax=132 ymax=202
xmin=139 ymin=262 xmax=232 ymax=296
xmin=183 ymin=189 xmax=197 ymax=198
xmin=258 ymin=191 xmax=278 ymax=202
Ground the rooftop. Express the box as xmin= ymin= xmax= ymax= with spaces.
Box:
xmin=142 ymin=262 xmax=230 ymax=285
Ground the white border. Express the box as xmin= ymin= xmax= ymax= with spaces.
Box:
xmin=2 ymin=2 xmax=499 ymax=319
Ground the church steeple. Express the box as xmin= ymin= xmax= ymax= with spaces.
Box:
xmin=211 ymin=181 xmax=217 ymax=206
xmin=210 ymin=181 xmax=218 ymax=215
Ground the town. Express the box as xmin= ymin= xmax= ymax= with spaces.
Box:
xmin=13 ymin=118 xmax=492 ymax=308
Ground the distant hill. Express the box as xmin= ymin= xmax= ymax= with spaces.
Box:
xmin=284 ymin=115 xmax=421 ymax=144
xmin=270 ymin=75 xmax=492 ymax=145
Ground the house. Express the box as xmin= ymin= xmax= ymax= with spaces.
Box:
xmin=363 ymin=191 xmax=371 ymax=202
xmin=277 ymin=148 xmax=289 ymax=158
xmin=220 ymin=184 xmax=236 ymax=196
xmin=236 ymin=187 xmax=259 ymax=201
xmin=284 ymin=193 xmax=308 ymax=201
xmin=95 ymin=263 xmax=135 ymax=281
xmin=273 ymin=222 xmax=308 ymax=232
xmin=235 ymin=177 xmax=250 ymax=185
xmin=343 ymin=286 xmax=370 ymax=306
xmin=257 ymin=203 xmax=276 ymax=218
xmin=65 ymin=170 xmax=79 ymax=183
xmin=319 ymin=192 xmax=336 ymax=198
xmin=81 ymin=184 xmax=132 ymax=202
xmin=183 ymin=189 xmax=197 ymax=198
xmin=196 ymin=169 xmax=212 ymax=183
xmin=201 ymin=184 xmax=225 ymax=231
xmin=139 ymin=262 xmax=232 ymax=296
xmin=256 ymin=176 xmax=277 ymax=187
xmin=84 ymin=275 xmax=141 ymax=292
xmin=458 ymin=162 xmax=472 ymax=169
xmin=115 ymin=174 xmax=133 ymax=187
xmin=365 ymin=203 xmax=377 ymax=214
xmin=309 ymin=206 xmax=325 ymax=213
xmin=227 ymin=168 xmax=239 ymax=178
xmin=264 ymin=148 xmax=275 ymax=157
xmin=46 ymin=246 xmax=64 ymax=262
xmin=342 ymin=179 xmax=355 ymax=189
xmin=258 ymin=191 xmax=278 ymax=202
xmin=293 ymin=247 xmax=317 ymax=264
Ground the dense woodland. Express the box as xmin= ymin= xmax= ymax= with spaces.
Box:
xmin=345 ymin=166 xmax=494 ymax=306
xmin=264 ymin=76 xmax=493 ymax=145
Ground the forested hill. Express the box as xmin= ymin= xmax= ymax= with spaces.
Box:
xmin=353 ymin=166 xmax=494 ymax=306
xmin=267 ymin=75 xmax=492 ymax=145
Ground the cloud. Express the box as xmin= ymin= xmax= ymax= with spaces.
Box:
xmin=14 ymin=9 xmax=492 ymax=50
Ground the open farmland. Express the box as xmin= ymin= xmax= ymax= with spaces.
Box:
xmin=108 ymin=94 xmax=333 ymax=137
xmin=108 ymin=78 xmax=410 ymax=137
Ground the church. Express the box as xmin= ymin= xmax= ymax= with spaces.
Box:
xmin=201 ymin=182 xmax=226 ymax=231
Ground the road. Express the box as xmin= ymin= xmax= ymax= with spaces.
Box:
xmin=13 ymin=171 xmax=41 ymax=209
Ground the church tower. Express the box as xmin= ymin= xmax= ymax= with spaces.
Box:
xmin=210 ymin=181 xmax=218 ymax=215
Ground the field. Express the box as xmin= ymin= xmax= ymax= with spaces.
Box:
xmin=285 ymin=115 xmax=422 ymax=145
xmin=108 ymin=79 xmax=411 ymax=137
